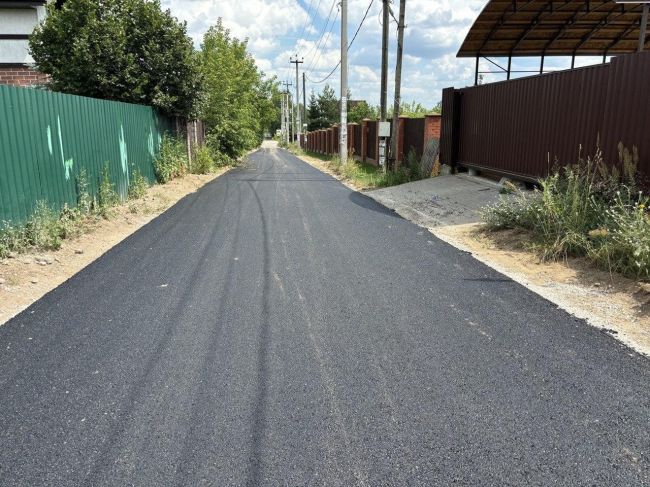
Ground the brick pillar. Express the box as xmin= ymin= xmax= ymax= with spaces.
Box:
xmin=424 ymin=114 xmax=441 ymax=144
xmin=347 ymin=123 xmax=353 ymax=158
xmin=374 ymin=121 xmax=380 ymax=166
xmin=396 ymin=116 xmax=407 ymax=167
xmin=361 ymin=119 xmax=369 ymax=162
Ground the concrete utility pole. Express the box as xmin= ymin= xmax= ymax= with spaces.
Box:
xmin=340 ymin=0 xmax=348 ymax=164
xmin=389 ymin=0 xmax=406 ymax=168
xmin=290 ymin=56 xmax=304 ymax=142
xmin=280 ymin=94 xmax=285 ymax=141
xmin=302 ymin=72 xmax=307 ymax=131
xmin=282 ymin=81 xmax=292 ymax=145
xmin=380 ymin=0 xmax=390 ymax=121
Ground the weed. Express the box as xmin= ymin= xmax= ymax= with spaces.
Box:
xmin=191 ymin=144 xmax=215 ymax=174
xmin=154 ymin=135 xmax=188 ymax=183
xmin=482 ymin=145 xmax=649 ymax=280
xmin=98 ymin=164 xmax=119 ymax=218
xmin=128 ymin=168 xmax=149 ymax=199
xmin=76 ymin=168 xmax=92 ymax=213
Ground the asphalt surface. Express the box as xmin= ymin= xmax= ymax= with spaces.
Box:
xmin=1 ymin=145 xmax=649 ymax=486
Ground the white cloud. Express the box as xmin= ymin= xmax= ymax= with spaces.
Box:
xmin=161 ymin=0 xmax=607 ymax=107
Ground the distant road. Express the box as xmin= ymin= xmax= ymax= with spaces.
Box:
xmin=0 ymin=144 xmax=648 ymax=486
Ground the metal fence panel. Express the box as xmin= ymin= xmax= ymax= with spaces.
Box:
xmin=0 ymin=85 xmax=172 ymax=223
xmin=442 ymin=52 xmax=650 ymax=182
xmin=402 ymin=118 xmax=425 ymax=162
xmin=366 ymin=121 xmax=377 ymax=160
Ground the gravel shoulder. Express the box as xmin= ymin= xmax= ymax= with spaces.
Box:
xmin=434 ymin=224 xmax=650 ymax=356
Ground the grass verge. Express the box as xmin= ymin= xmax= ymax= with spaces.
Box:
xmin=283 ymin=142 xmax=425 ymax=189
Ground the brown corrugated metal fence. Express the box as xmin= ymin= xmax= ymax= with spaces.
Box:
xmin=441 ymin=52 xmax=650 ymax=181
xmin=402 ymin=118 xmax=425 ymax=162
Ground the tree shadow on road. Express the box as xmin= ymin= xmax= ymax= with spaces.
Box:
xmin=347 ymin=192 xmax=401 ymax=218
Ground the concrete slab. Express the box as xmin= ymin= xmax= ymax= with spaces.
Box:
xmin=364 ymin=174 xmax=502 ymax=228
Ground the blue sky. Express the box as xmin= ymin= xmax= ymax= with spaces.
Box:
xmin=161 ymin=0 xmax=608 ymax=107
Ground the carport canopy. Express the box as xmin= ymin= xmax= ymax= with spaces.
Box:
xmin=458 ymin=0 xmax=649 ymax=58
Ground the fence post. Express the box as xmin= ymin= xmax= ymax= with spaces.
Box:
xmin=361 ymin=119 xmax=369 ymax=162
xmin=395 ymin=116 xmax=408 ymax=167
xmin=424 ymin=114 xmax=441 ymax=144
xmin=440 ymin=87 xmax=460 ymax=170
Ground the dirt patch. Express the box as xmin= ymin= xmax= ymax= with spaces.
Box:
xmin=0 ymin=169 xmax=229 ymax=325
xmin=433 ymin=223 xmax=650 ymax=356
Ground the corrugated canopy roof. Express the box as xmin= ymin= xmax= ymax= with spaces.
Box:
xmin=458 ymin=1 xmax=649 ymax=57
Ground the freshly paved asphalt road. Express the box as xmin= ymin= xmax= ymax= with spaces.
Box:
xmin=1 ymin=145 xmax=649 ymax=486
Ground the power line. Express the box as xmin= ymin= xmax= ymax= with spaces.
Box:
xmin=303 ymin=0 xmax=338 ymax=70
xmin=305 ymin=7 xmax=339 ymax=73
xmin=307 ymin=0 xmax=375 ymax=84
xmin=297 ymin=0 xmax=324 ymax=44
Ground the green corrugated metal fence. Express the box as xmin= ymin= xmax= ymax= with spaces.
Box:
xmin=0 ymin=85 xmax=173 ymax=223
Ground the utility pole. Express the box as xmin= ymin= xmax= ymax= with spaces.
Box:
xmin=280 ymin=94 xmax=285 ymax=141
xmin=389 ymin=0 xmax=406 ymax=168
xmin=290 ymin=56 xmax=304 ymax=143
xmin=289 ymin=93 xmax=294 ymax=143
xmin=380 ymin=0 xmax=389 ymax=121
xmin=302 ymin=72 xmax=307 ymax=131
xmin=340 ymin=0 xmax=348 ymax=164
xmin=282 ymin=81 xmax=292 ymax=145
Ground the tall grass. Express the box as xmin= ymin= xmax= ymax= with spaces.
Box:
xmin=292 ymin=143 xmax=426 ymax=189
xmin=482 ymin=145 xmax=650 ymax=280
xmin=154 ymin=135 xmax=188 ymax=183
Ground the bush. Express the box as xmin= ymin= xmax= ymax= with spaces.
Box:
xmin=128 ymin=168 xmax=149 ymax=199
xmin=191 ymin=144 xmax=215 ymax=174
xmin=154 ymin=135 xmax=188 ymax=183
xmin=481 ymin=145 xmax=650 ymax=280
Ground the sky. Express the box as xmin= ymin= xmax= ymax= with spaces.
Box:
xmin=160 ymin=0 xmax=608 ymax=108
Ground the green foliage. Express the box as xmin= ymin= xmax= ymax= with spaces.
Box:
xmin=404 ymin=147 xmax=422 ymax=181
xmin=128 ymin=168 xmax=149 ymax=199
xmin=306 ymin=85 xmax=339 ymax=130
xmin=348 ymin=101 xmax=378 ymax=124
xmin=154 ymin=135 xmax=188 ymax=183
xmin=76 ymin=168 xmax=92 ymax=213
xmin=0 ymin=202 xmax=87 ymax=256
xmin=191 ymin=144 xmax=216 ymax=174
xmin=22 ymin=202 xmax=63 ymax=250
xmin=301 ymin=149 xmax=419 ymax=189
xmin=29 ymin=0 xmax=200 ymax=118
xmin=98 ymin=164 xmax=119 ymax=217
xmin=482 ymin=145 xmax=650 ymax=280
xmin=199 ymin=20 xmax=279 ymax=158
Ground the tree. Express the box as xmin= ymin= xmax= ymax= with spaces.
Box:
xmin=29 ymin=0 xmax=200 ymax=118
xmin=306 ymin=92 xmax=322 ymax=131
xmin=348 ymin=101 xmax=377 ymax=124
xmin=317 ymin=84 xmax=338 ymax=127
xmin=198 ymin=20 xmax=278 ymax=158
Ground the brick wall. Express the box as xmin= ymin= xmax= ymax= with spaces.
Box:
xmin=424 ymin=114 xmax=441 ymax=142
xmin=0 ymin=65 xmax=48 ymax=87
